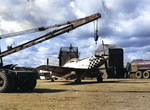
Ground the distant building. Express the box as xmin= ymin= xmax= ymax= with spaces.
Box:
xmin=95 ymin=44 xmax=124 ymax=78
xmin=58 ymin=44 xmax=79 ymax=66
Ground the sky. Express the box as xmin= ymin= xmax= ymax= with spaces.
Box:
xmin=0 ymin=0 xmax=150 ymax=67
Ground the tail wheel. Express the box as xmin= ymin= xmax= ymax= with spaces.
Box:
xmin=0 ymin=71 xmax=10 ymax=93
xmin=143 ymin=71 xmax=150 ymax=79
xmin=135 ymin=71 xmax=142 ymax=79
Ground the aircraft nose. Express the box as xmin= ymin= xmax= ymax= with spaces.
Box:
xmin=88 ymin=55 xmax=109 ymax=69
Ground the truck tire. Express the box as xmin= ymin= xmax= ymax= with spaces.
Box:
xmin=0 ymin=71 xmax=10 ymax=93
xmin=8 ymin=76 xmax=18 ymax=92
xmin=19 ymin=79 xmax=37 ymax=92
xmin=143 ymin=71 xmax=150 ymax=79
xmin=28 ymin=79 xmax=37 ymax=91
xmin=135 ymin=71 xmax=142 ymax=79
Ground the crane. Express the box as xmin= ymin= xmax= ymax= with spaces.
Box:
xmin=0 ymin=13 xmax=101 ymax=93
xmin=0 ymin=13 xmax=101 ymax=58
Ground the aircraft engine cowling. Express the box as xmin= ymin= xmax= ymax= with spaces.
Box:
xmin=88 ymin=56 xmax=101 ymax=69
xmin=88 ymin=56 xmax=108 ymax=70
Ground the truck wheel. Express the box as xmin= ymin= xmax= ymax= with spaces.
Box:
xmin=8 ymin=76 xmax=18 ymax=92
xmin=143 ymin=71 xmax=150 ymax=79
xmin=0 ymin=71 xmax=10 ymax=93
xmin=135 ymin=71 xmax=142 ymax=79
xmin=51 ymin=78 xmax=54 ymax=82
xmin=28 ymin=79 xmax=37 ymax=91
xmin=19 ymin=79 xmax=37 ymax=92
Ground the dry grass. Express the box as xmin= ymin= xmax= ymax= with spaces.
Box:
xmin=1 ymin=78 xmax=150 ymax=110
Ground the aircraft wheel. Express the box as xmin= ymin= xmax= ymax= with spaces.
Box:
xmin=97 ymin=76 xmax=103 ymax=83
xmin=143 ymin=71 xmax=150 ymax=79
xmin=75 ymin=78 xmax=81 ymax=84
xmin=51 ymin=78 xmax=54 ymax=82
xmin=135 ymin=71 xmax=142 ymax=79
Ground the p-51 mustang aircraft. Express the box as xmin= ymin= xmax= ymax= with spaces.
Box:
xmin=36 ymin=55 xmax=109 ymax=83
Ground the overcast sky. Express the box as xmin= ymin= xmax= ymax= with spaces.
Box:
xmin=0 ymin=0 xmax=150 ymax=67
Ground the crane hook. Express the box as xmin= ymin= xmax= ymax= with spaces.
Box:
xmin=94 ymin=30 xmax=99 ymax=44
xmin=93 ymin=20 xmax=99 ymax=44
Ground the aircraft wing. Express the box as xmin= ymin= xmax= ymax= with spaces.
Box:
xmin=36 ymin=65 xmax=87 ymax=79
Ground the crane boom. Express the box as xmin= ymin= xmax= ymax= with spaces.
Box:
xmin=0 ymin=13 xmax=100 ymax=39
xmin=0 ymin=13 xmax=101 ymax=58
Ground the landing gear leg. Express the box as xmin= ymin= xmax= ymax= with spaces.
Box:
xmin=75 ymin=71 xmax=82 ymax=84
xmin=75 ymin=78 xmax=81 ymax=84
xmin=97 ymin=76 xmax=103 ymax=83
xmin=51 ymin=78 xmax=54 ymax=82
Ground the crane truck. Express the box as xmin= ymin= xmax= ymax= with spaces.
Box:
xmin=0 ymin=13 xmax=101 ymax=93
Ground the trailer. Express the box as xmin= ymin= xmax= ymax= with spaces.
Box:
xmin=0 ymin=13 xmax=101 ymax=92
xmin=126 ymin=59 xmax=150 ymax=79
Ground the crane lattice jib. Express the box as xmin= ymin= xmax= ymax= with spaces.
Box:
xmin=0 ymin=13 xmax=101 ymax=58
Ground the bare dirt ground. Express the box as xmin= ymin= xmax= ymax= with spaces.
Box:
xmin=1 ymin=78 xmax=150 ymax=110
